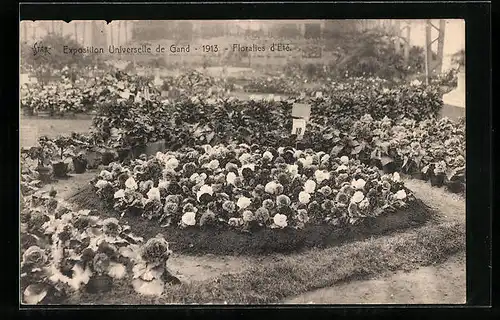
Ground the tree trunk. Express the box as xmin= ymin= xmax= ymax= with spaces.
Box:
xmin=124 ymin=21 xmax=128 ymax=44
xmin=82 ymin=21 xmax=86 ymax=46
xmin=117 ymin=21 xmax=121 ymax=45
xmin=74 ymin=22 xmax=78 ymax=41
xmin=110 ymin=22 xmax=114 ymax=46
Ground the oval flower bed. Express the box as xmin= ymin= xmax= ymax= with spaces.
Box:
xmin=88 ymin=143 xmax=430 ymax=253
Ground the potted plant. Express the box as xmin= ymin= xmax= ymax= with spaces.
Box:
xmin=430 ymin=161 xmax=446 ymax=187
xmin=72 ymin=152 xmax=88 ymax=174
xmin=25 ymin=137 xmax=56 ymax=183
xmin=51 ymin=136 xmax=72 ymax=178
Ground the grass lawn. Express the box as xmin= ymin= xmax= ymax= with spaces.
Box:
xmin=60 ymin=220 xmax=464 ymax=305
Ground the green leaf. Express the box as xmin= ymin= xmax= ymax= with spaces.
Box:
xmin=23 ymin=284 xmax=47 ymax=305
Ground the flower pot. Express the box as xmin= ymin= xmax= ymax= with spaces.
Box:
xmin=430 ymin=174 xmax=445 ymax=187
xmin=445 ymin=180 xmax=465 ymax=194
xmin=72 ymin=157 xmax=87 ymax=174
xmin=52 ymin=162 xmax=69 ymax=178
xmin=101 ymin=152 xmax=116 ymax=166
xmin=85 ymin=275 xmax=112 ymax=294
xmin=36 ymin=166 xmax=51 ymax=183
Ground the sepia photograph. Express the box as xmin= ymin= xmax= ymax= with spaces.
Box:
xmin=20 ymin=19 xmax=467 ymax=305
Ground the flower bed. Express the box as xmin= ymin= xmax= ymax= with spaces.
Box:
xmin=91 ymin=143 xmax=418 ymax=233
xmin=20 ymin=194 xmax=179 ymax=305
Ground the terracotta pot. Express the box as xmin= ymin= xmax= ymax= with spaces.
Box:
xmin=430 ymin=174 xmax=445 ymax=187
xmin=72 ymin=157 xmax=87 ymax=174
xmin=36 ymin=166 xmax=51 ymax=183
xmin=101 ymin=152 xmax=116 ymax=166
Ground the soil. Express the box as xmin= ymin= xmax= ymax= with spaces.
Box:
xmin=68 ymin=183 xmax=434 ymax=256
xmin=284 ymin=252 xmax=466 ymax=304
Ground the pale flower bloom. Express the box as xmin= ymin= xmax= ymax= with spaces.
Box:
xmin=299 ymin=191 xmax=311 ymax=204
xmin=265 ymin=181 xmax=279 ymax=194
xmin=359 ymin=199 xmax=370 ymax=210
xmin=197 ymin=185 xmax=214 ymax=201
xmin=277 ymin=147 xmax=285 ymax=155
xmin=99 ymin=170 xmax=113 ymax=181
xmin=321 ymin=154 xmax=330 ymax=163
xmin=340 ymin=156 xmax=349 ymax=165
xmin=226 ymin=172 xmax=237 ymax=185
xmin=351 ymin=191 xmax=365 ymax=203
xmin=336 ymin=164 xmax=348 ymax=172
xmin=207 ymin=159 xmax=220 ymax=170
xmin=181 ymin=212 xmax=196 ymax=226
xmin=314 ymin=170 xmax=330 ymax=184
xmin=395 ymin=189 xmax=407 ymax=200
xmin=158 ymin=180 xmax=169 ymax=190
xmin=114 ymin=189 xmax=125 ymax=199
xmin=393 ymin=172 xmax=401 ymax=182
xmin=299 ymin=156 xmax=314 ymax=168
xmin=125 ymin=177 xmax=138 ymax=190
xmin=287 ymin=164 xmax=299 ymax=177
xmin=411 ymin=79 xmax=422 ymax=86
xmin=304 ymin=179 xmax=316 ymax=194
xmin=242 ymin=210 xmax=255 ymax=222
xmin=262 ymin=151 xmax=274 ymax=161
xmin=95 ymin=180 xmax=110 ymax=189
xmin=147 ymin=188 xmax=161 ymax=202
xmin=273 ymin=214 xmax=288 ymax=228
xmin=228 ymin=217 xmax=243 ymax=227
xmin=190 ymin=173 xmax=200 ymax=183
xmin=239 ymin=153 xmax=252 ymax=165
xmin=351 ymin=179 xmax=366 ymax=190
xmin=165 ymin=157 xmax=179 ymax=170
xmin=237 ymin=196 xmax=251 ymax=209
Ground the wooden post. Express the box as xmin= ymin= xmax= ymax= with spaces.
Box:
xmin=403 ymin=23 xmax=411 ymax=63
xmin=424 ymin=20 xmax=432 ymax=84
xmin=436 ymin=19 xmax=446 ymax=74
xmin=394 ymin=20 xmax=401 ymax=54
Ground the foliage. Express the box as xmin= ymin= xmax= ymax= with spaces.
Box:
xmin=20 ymin=193 xmax=176 ymax=304
xmin=92 ymin=143 xmax=416 ymax=231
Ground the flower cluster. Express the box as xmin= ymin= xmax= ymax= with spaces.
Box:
xmin=92 ymin=143 xmax=416 ymax=231
xmin=20 ymin=192 xmax=174 ymax=304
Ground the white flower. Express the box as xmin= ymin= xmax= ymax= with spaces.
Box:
xmin=226 ymin=172 xmax=237 ymax=185
xmin=207 ymin=159 xmax=220 ymax=170
xmin=273 ymin=214 xmax=288 ymax=228
xmin=351 ymin=191 xmax=365 ymax=203
xmin=393 ymin=172 xmax=401 ymax=182
xmin=299 ymin=191 xmax=311 ymax=204
xmin=359 ymin=199 xmax=370 ymax=210
xmin=158 ymin=180 xmax=169 ymax=190
xmin=340 ymin=156 xmax=349 ymax=165
xmin=304 ymin=180 xmax=316 ymax=193
xmin=99 ymin=170 xmax=113 ymax=181
xmin=190 ymin=173 xmax=200 ymax=182
xmin=147 ymin=188 xmax=161 ymax=202
xmin=228 ymin=217 xmax=243 ymax=227
xmin=114 ymin=189 xmax=125 ymax=199
xmin=125 ymin=177 xmax=138 ymax=190
xmin=351 ymin=179 xmax=366 ymax=190
xmin=262 ymin=151 xmax=274 ymax=161
xmin=191 ymin=96 xmax=200 ymax=103
xmin=237 ymin=196 xmax=251 ymax=209
xmin=395 ymin=189 xmax=407 ymax=200
xmin=242 ymin=210 xmax=254 ymax=222
xmin=411 ymin=79 xmax=422 ymax=86
xmin=314 ymin=170 xmax=330 ymax=184
xmin=299 ymin=156 xmax=314 ymax=168
xmin=239 ymin=153 xmax=252 ymax=165
xmin=265 ymin=181 xmax=278 ymax=194
xmin=287 ymin=164 xmax=299 ymax=177
xmin=382 ymin=88 xmax=390 ymax=93
xmin=277 ymin=147 xmax=285 ymax=155
xmin=95 ymin=180 xmax=110 ymax=189
xmin=181 ymin=212 xmax=196 ymax=226
xmin=165 ymin=158 xmax=179 ymax=170
xmin=336 ymin=164 xmax=348 ymax=172
xmin=321 ymin=154 xmax=330 ymax=163
xmin=197 ymin=185 xmax=214 ymax=201
xmin=315 ymin=91 xmax=323 ymax=98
